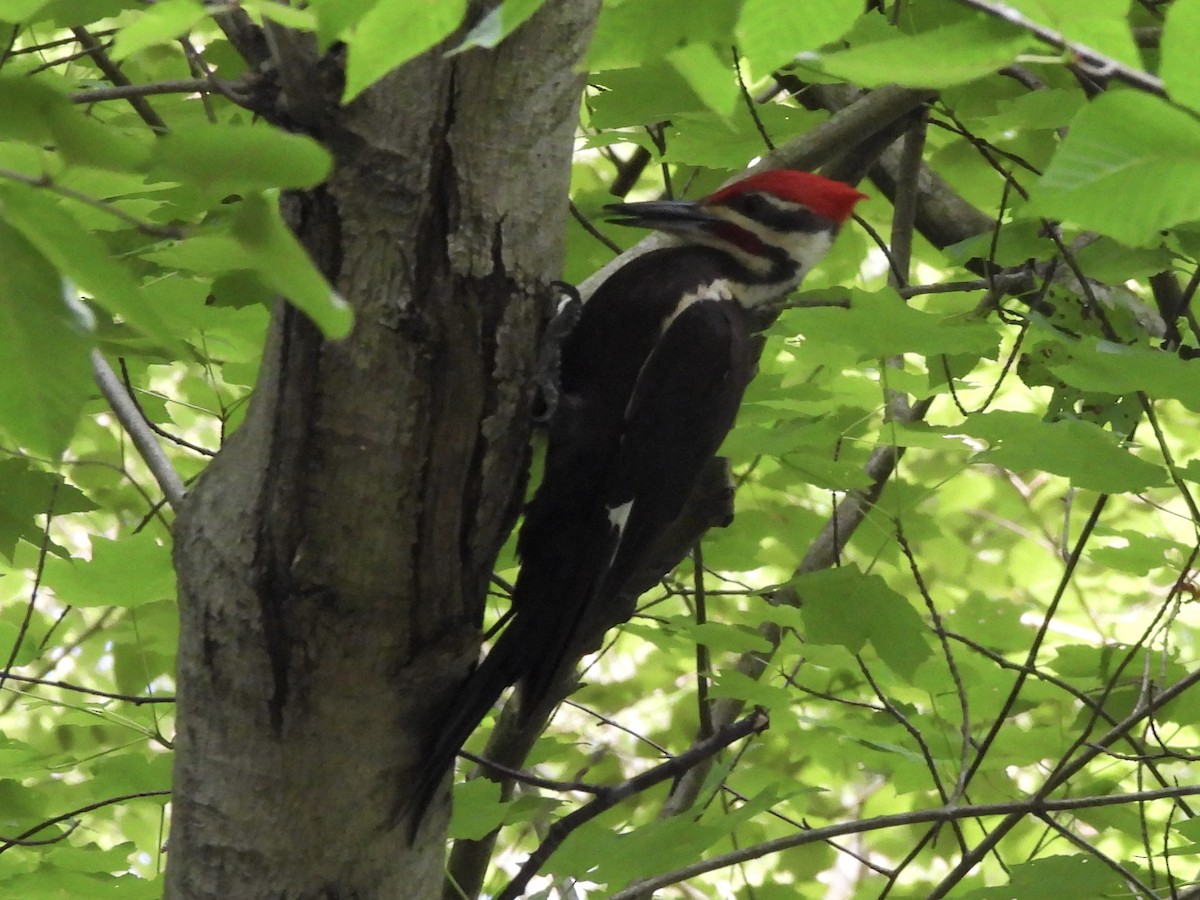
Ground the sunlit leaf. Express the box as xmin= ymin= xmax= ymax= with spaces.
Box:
xmin=1026 ymin=91 xmax=1200 ymax=245
xmin=42 ymin=533 xmax=175 ymax=608
xmin=0 ymin=222 xmax=93 ymax=458
xmin=342 ymin=0 xmax=467 ymax=101
xmin=815 ymin=17 xmax=1027 ymax=88
xmin=796 ymin=566 xmax=932 ymax=681
xmin=229 ymin=193 xmax=353 ymax=338
xmin=111 ymin=0 xmax=209 ymax=60
xmin=959 ymin=410 xmax=1168 ymax=493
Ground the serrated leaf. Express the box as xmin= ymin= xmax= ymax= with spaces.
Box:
xmin=150 ymin=124 xmax=331 ymax=198
xmin=1027 ymin=91 xmax=1200 ymax=245
xmin=736 ymin=0 xmax=860 ymax=74
xmin=959 ymin=410 xmax=1168 ymax=493
xmin=111 ymin=0 xmax=208 ymax=60
xmin=677 ymin=619 xmax=773 ymax=655
xmin=0 ymin=222 xmax=93 ymax=459
xmin=795 ymin=566 xmax=932 ymax=681
xmin=815 ymin=17 xmax=1027 ymax=88
xmin=587 ymin=0 xmax=740 ymax=71
xmin=666 ymin=43 xmax=738 ymax=117
xmin=1044 ymin=337 xmax=1200 ymax=413
xmin=1162 ymin=0 xmax=1200 ymax=113
xmin=42 ymin=533 xmax=175 ymax=609
xmin=964 ymin=854 xmax=1122 ymax=899
xmin=229 ymin=193 xmax=353 ymax=338
xmin=448 ymin=777 xmax=506 ymax=840
xmin=0 ymin=183 xmax=177 ymax=346
xmin=0 ymin=459 xmax=95 ymax=561
xmin=448 ymin=0 xmax=544 ymax=55
xmin=709 ymin=670 xmax=792 ymax=709
xmin=790 ymin=288 xmax=1000 ymax=359
xmin=342 ymin=0 xmax=467 ymax=102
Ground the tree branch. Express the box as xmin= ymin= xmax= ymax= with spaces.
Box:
xmin=951 ymin=0 xmax=1167 ymax=98
xmin=610 ymin=784 xmax=1200 ymax=899
xmin=70 ymin=27 xmax=167 ymax=132
xmin=91 ymin=350 xmax=187 ymax=510
xmin=71 ymin=77 xmax=249 ymax=106
xmin=496 ymin=711 xmax=769 ymax=900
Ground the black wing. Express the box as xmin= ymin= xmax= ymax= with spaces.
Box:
xmin=406 ymin=294 xmax=752 ymax=838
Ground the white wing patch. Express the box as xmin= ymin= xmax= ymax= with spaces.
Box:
xmin=607 ymin=500 xmax=633 ymax=536
xmin=661 ymin=279 xmax=733 ymax=332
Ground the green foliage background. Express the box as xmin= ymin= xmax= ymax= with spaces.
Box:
xmin=1 ymin=0 xmax=1198 ymax=896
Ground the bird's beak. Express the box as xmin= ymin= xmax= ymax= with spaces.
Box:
xmin=604 ymin=199 xmax=722 ymax=234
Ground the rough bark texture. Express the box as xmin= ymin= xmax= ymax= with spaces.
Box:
xmin=166 ymin=4 xmax=598 ymax=898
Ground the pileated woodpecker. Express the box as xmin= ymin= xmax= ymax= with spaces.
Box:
xmin=409 ymin=169 xmax=866 ymax=834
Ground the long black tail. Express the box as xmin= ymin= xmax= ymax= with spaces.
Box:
xmin=404 ymin=509 xmax=620 ymax=840
xmin=403 ymin=615 xmax=531 ymax=841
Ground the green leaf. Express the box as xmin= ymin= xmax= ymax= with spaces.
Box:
xmin=0 ymin=459 xmax=95 ymax=561
xmin=150 ymin=124 xmax=332 ymax=199
xmin=111 ymin=0 xmax=209 ymax=60
xmin=796 ymin=566 xmax=932 ymax=681
xmin=1043 ymin=337 xmax=1200 ymax=413
xmin=587 ymin=0 xmax=740 ymax=71
xmin=964 ymin=854 xmax=1123 ymax=899
xmin=788 ymin=288 xmax=1001 ymax=359
xmin=448 ymin=777 xmax=506 ymax=840
xmin=342 ymin=0 xmax=467 ymax=102
xmin=307 ymin=0 xmax=378 ymax=45
xmin=0 ymin=0 xmax=56 ymax=18
xmin=959 ymin=410 xmax=1168 ymax=493
xmin=448 ymin=0 xmax=545 ymax=54
xmin=1162 ymin=0 xmax=1200 ymax=113
xmin=1026 ymin=91 xmax=1200 ymax=245
xmin=1088 ymin=529 xmax=1186 ymax=575
xmin=229 ymin=193 xmax=353 ymax=338
xmin=709 ymin=670 xmax=793 ymax=710
xmin=676 ymin=619 xmax=773 ymax=655
xmin=1004 ymin=0 xmax=1139 ymax=66
xmin=665 ymin=43 xmax=738 ymax=117
xmin=42 ymin=533 xmax=175 ymax=609
xmin=0 ymin=184 xmax=177 ymax=346
xmin=590 ymin=62 xmax=709 ymax=128
xmin=0 ymin=222 xmax=93 ymax=459
xmin=815 ymin=17 xmax=1027 ymax=88
xmin=245 ymin=0 xmax=319 ymax=30
xmin=736 ymin=0 xmax=860 ymax=74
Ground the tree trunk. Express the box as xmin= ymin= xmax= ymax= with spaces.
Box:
xmin=166 ymin=5 xmax=598 ymax=897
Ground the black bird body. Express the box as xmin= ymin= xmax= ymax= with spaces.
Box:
xmin=408 ymin=170 xmax=867 ymax=835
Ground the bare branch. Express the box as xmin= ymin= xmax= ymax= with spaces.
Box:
xmin=91 ymin=350 xmax=187 ymax=510
xmin=71 ymin=77 xmax=249 ymax=106
xmin=611 ymin=784 xmax=1200 ymax=899
xmin=0 ymin=167 xmax=184 ymax=239
xmin=70 ymin=27 xmax=167 ymax=132
xmin=0 ymin=670 xmax=174 ymax=706
xmin=496 ymin=711 xmax=769 ymax=900
xmin=951 ymin=0 xmax=1167 ymax=98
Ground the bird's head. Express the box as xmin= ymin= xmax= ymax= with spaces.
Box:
xmin=606 ymin=170 xmax=867 ymax=302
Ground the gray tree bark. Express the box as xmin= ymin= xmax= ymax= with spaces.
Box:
xmin=166 ymin=4 xmax=598 ymax=897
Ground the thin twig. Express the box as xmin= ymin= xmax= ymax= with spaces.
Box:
xmin=91 ymin=350 xmax=187 ymax=510
xmin=0 ymin=790 xmax=171 ymax=853
xmin=70 ymin=77 xmax=248 ymax=106
xmin=612 ymin=784 xmax=1200 ymax=899
xmin=950 ymin=0 xmax=1167 ymax=98
xmin=118 ymin=359 xmax=215 ymax=457
xmin=70 ymin=27 xmax=167 ymax=132
xmin=0 ymin=670 xmax=174 ymax=706
xmin=0 ymin=485 xmax=57 ymax=698
xmin=0 ymin=167 xmax=184 ymax=239
xmin=496 ymin=711 xmax=768 ymax=900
